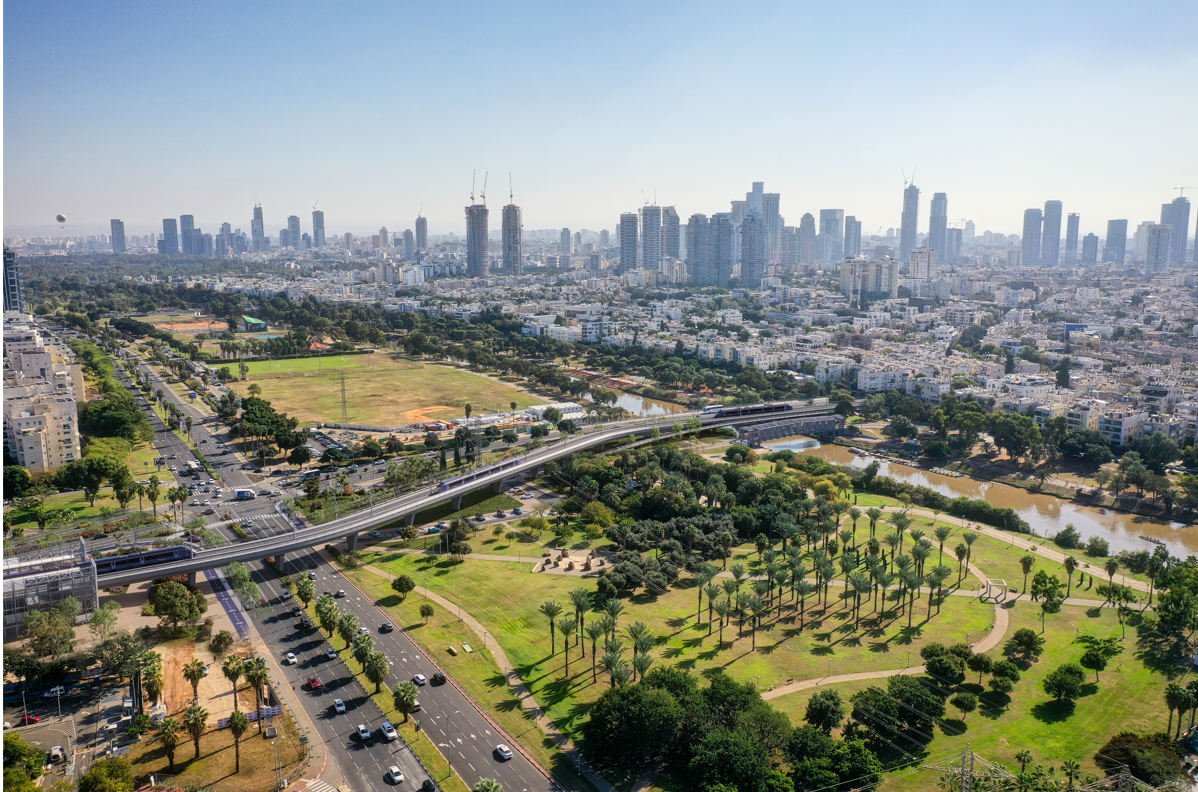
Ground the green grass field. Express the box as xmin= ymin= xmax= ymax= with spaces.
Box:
xmin=229 ymin=355 xmax=543 ymax=426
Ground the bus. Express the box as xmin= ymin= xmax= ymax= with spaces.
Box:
xmin=185 ymin=461 xmax=202 ymax=477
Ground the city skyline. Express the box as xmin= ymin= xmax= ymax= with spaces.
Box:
xmin=5 ymin=1 xmax=1197 ymax=237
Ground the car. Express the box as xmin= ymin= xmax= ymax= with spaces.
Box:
xmin=373 ymin=459 xmax=387 ymax=466
xmin=512 ymin=508 xmax=523 ymax=515
xmin=368 ymin=530 xmax=381 ymax=538
xmin=387 ymin=766 xmax=405 ymax=784
xmin=381 ymin=720 xmax=398 ymax=741
xmin=308 ymin=572 xmax=317 ymax=580
xmin=203 ymin=500 xmax=211 ymax=506
xmin=380 ymin=622 xmax=394 ymax=633
xmin=202 ymin=663 xmax=211 ymax=676
xmin=422 ymin=779 xmax=436 ymax=792
xmin=285 ymin=653 xmax=297 ymax=665
xmin=427 ymin=526 xmax=441 ymax=534
xmin=292 ymin=606 xmax=302 ymax=616
xmin=190 ymin=500 xmax=200 ymax=506
xmin=431 ymin=672 xmax=446 ymax=686
xmin=18 ymin=715 xmax=40 ymax=726
xmin=335 ymin=589 xmax=346 ymax=598
xmin=333 ymin=698 xmax=346 ymax=713
xmin=202 ymin=508 xmax=216 ymax=515
xmin=520 ymin=493 xmax=533 ymax=499
xmin=474 ymin=513 xmax=485 ymax=522
xmin=436 ymin=520 xmax=447 ymax=529
xmin=356 ymin=724 xmax=371 ymax=741
xmin=494 ymin=744 xmax=513 ymax=761
xmin=49 ymin=746 xmax=64 ymax=763
xmin=412 ymin=699 xmax=421 ymax=712
xmin=358 ymin=626 xmax=370 ymax=635
xmin=259 ymin=489 xmax=272 ymax=495
xmin=307 ymin=676 xmax=322 ymax=689
xmin=299 ymin=618 xmax=314 ymax=630
xmin=495 ymin=510 xmax=506 ymax=518
xmin=281 ymin=591 xmax=292 ymax=600
xmin=326 ymin=647 xmax=337 ymax=659
xmin=44 ymin=685 xmax=65 ymax=698
xmin=412 ymin=673 xmax=428 ymax=686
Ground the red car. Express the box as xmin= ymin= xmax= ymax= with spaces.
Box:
xmin=307 ymin=676 xmax=322 ymax=690
xmin=202 ymin=508 xmax=216 ymax=515
xmin=19 ymin=715 xmax=40 ymax=726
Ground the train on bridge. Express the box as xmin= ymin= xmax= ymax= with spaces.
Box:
xmin=703 ymin=402 xmax=794 ymax=418
xmin=92 ymin=544 xmax=197 ymax=575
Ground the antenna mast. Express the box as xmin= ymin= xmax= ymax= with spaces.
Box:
xmin=509 ymin=173 xmax=513 ymax=204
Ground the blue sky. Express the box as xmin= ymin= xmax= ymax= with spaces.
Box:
xmin=5 ymin=0 xmax=1197 ymax=239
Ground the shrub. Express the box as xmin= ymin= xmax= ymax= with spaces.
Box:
xmin=1095 ymin=733 xmax=1184 ymax=786
xmin=1086 ymin=536 xmax=1110 ymax=557
xmin=1053 ymin=524 xmax=1081 ymax=549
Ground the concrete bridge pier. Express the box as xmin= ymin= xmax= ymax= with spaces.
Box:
xmin=345 ymin=533 xmax=359 ymax=552
xmin=275 ymin=552 xmax=286 ymax=571
xmin=405 ymin=514 xmax=415 ymax=527
xmin=188 ymin=571 xmax=197 ymax=586
xmin=451 ymin=495 xmax=462 ymax=511
xmin=492 ymin=480 xmax=505 ymax=494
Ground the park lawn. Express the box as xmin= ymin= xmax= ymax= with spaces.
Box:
xmin=350 ymin=552 xmax=995 ymax=749
xmin=6 ymin=488 xmax=129 ymax=530
xmin=127 ymin=440 xmax=166 ymax=477
xmin=231 ymin=354 xmax=543 ymax=426
xmin=126 ymin=703 xmax=305 ymax=789
xmin=770 ymin=604 xmax=1172 ymax=787
xmin=337 ymin=569 xmax=596 ymax=792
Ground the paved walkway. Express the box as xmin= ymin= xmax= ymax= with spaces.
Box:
xmin=356 ymin=561 xmax=616 ymax=792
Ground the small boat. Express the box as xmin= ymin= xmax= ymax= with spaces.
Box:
xmin=1141 ymin=535 xmax=1166 ymax=545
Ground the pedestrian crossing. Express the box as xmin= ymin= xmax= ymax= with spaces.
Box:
xmin=303 ymin=779 xmax=337 ymax=792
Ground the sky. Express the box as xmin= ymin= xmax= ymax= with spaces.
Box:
xmin=5 ymin=0 xmax=1198 ymax=240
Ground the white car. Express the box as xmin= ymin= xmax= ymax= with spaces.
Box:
xmin=326 ymin=647 xmax=337 ymax=659
xmin=387 ymin=766 xmax=404 ymax=784
xmin=356 ymin=723 xmax=371 ymax=741
xmin=358 ymin=626 xmax=370 ymax=635
xmin=44 ymin=686 xmax=65 ymax=698
xmin=333 ymin=698 xmax=346 ymax=713
xmin=495 ymin=744 xmax=513 ymax=761
xmin=520 ymin=493 xmax=533 ymax=500
xmin=412 ymin=674 xmax=428 ymax=686
xmin=285 ymin=653 xmax=297 ymax=665
xmin=281 ymin=591 xmax=293 ymax=600
xmin=381 ymin=721 xmax=397 ymax=741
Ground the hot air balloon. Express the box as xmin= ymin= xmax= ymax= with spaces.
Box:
xmin=56 ymin=214 xmax=67 ymax=225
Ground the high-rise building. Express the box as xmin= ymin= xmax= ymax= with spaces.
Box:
xmin=798 ymin=213 xmax=816 ymax=265
xmin=1104 ymin=219 xmax=1128 ymax=264
xmin=1021 ymin=208 xmax=1043 ymax=265
xmin=344 ymin=232 xmax=353 ymax=250
xmin=312 ymin=210 xmax=326 ymax=248
xmin=109 ymin=220 xmax=126 ymax=253
xmin=1064 ymin=213 xmax=1080 ymax=265
xmin=4 ymin=247 xmax=25 ymax=313
xmin=503 ymin=203 xmax=523 ymax=276
xmin=465 ymin=204 xmax=489 ymax=278
xmin=378 ymin=226 xmax=389 ymax=248
xmin=589 ymin=252 xmax=602 ymax=272
xmin=748 ymin=182 xmax=764 ymax=215
xmin=946 ymin=228 xmax=963 ymax=262
xmin=928 ymin=193 xmax=948 ymax=263
xmin=780 ymin=227 xmax=801 ymax=269
xmin=900 ymin=184 xmax=920 ymax=263
xmin=1041 ymin=200 xmax=1063 ymax=265
xmin=560 ymin=228 xmax=573 ymax=257
xmin=279 ymin=229 xmax=291 ymax=248
xmin=740 ymin=212 xmax=767 ymax=288
xmin=1162 ymin=197 xmax=1191 ymax=264
xmin=288 ymin=216 xmax=301 ymax=249
xmin=819 ymin=209 xmax=845 ymax=262
xmin=1081 ymin=233 xmax=1099 ymax=264
xmin=1145 ymin=224 xmax=1172 ymax=275
xmin=762 ymin=193 xmax=781 ymax=261
xmin=909 ymin=247 xmax=937 ymax=279
xmin=415 ymin=215 xmax=428 ymax=251
xmin=162 ymin=218 xmax=180 ymax=254
xmin=599 ymin=229 xmax=610 ymax=248
xmin=662 ymin=207 xmax=680 ymax=259
xmin=641 ymin=206 xmax=662 ymax=271
xmin=180 ymin=215 xmax=195 ymax=255
xmin=711 ymin=213 xmax=736 ymax=288
xmin=844 ymin=216 xmax=862 ymax=258
xmin=403 ymin=230 xmax=415 ymax=259
xmin=964 ymin=220 xmax=976 ymax=246
xmin=251 ymin=205 xmax=265 ymax=252
xmin=687 ymin=214 xmax=712 ymax=286
xmin=619 ymin=213 xmax=639 ymax=274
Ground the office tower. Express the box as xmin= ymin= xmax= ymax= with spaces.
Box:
xmin=108 ymin=220 xmax=126 ymax=253
xmin=251 ymin=205 xmax=265 ymax=252
xmin=748 ymin=182 xmax=764 ymax=215
xmin=686 ymin=214 xmax=713 ymax=286
xmin=798 ymin=213 xmax=816 ymax=265
xmin=403 ymin=229 xmax=415 ymax=259
xmin=1162 ymin=197 xmax=1191 ymax=264
xmin=819 ymin=209 xmax=845 ymax=261
xmin=740 ymin=213 xmax=767 ymax=288
xmin=4 ymin=247 xmax=25 ymax=313
xmin=162 ymin=218 xmax=180 ymax=254
xmin=779 ymin=227 xmax=801 ymax=269
xmin=1064 ymin=213 xmax=1080 ymax=265
xmin=946 ymin=228 xmax=963 ymax=262
xmin=662 ymin=207 xmax=680 ymax=258
xmin=1081 ymin=234 xmax=1099 ymax=264
xmin=415 ymin=215 xmax=428 ymax=251
xmin=560 ymin=228 xmax=573 ymax=257
xmin=279 ymin=229 xmax=291 ymax=248
xmin=465 ymin=203 xmax=489 ymax=278
xmin=1041 ymin=200 xmax=1063 ymax=264
xmin=900 ymin=183 xmax=920 ymax=263
xmin=1021 ymin=208 xmax=1043 ymax=265
xmin=589 ymin=253 xmax=601 ymax=272
xmin=503 ymin=203 xmax=523 ymax=276
xmin=710 ymin=213 xmax=736 ymax=288
xmin=1104 ymin=219 xmax=1128 ymax=264
xmin=344 ymin=232 xmax=353 ymax=250
xmin=312 ymin=210 xmax=326 ymax=247
xmin=909 ymin=247 xmax=937 ymax=279
xmin=928 ymin=192 xmax=948 ymax=264
xmin=378 ymin=226 xmax=389 ymax=248
xmin=286 ymin=216 xmax=300 ymax=249
xmin=1145 ymin=224 xmax=1172 ymax=275
xmin=844 ymin=216 xmax=862 ymax=258
xmin=730 ymin=200 xmax=749 ymax=225
xmin=619 ymin=212 xmax=639 ymax=273
xmin=762 ymin=193 xmax=781 ymax=261
xmin=964 ymin=220 xmax=976 ymax=246
xmin=180 ymin=215 xmax=195 ymax=255
xmin=641 ymin=205 xmax=662 ymax=271
xmin=599 ymin=229 xmax=610 ymax=248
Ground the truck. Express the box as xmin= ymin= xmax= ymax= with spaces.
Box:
xmin=233 ymin=489 xmax=256 ymax=500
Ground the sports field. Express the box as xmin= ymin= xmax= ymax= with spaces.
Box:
xmin=228 ymin=353 xmax=544 ymax=425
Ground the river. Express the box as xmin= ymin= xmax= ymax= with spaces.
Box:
xmin=566 ymin=375 xmax=689 ymax=417
xmin=765 ymin=437 xmax=1195 ymax=558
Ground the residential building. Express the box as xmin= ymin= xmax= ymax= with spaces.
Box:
xmin=1081 ymin=233 xmax=1099 ymax=264
xmin=929 ymin=193 xmax=948 ymax=263
xmin=403 ymin=229 xmax=414 ymax=259
xmin=762 ymin=193 xmax=781 ymax=261
xmin=858 ymin=367 xmax=909 ymax=393
xmin=844 ymin=216 xmax=862 ymax=258
xmin=1064 ymin=213 xmax=1080 ymax=264
xmin=819 ymin=209 xmax=845 ymax=262
xmin=798 ymin=213 xmax=816 ymax=265
xmin=503 ymin=204 xmax=523 ymax=276
xmin=110 ymin=219 xmax=126 ymax=253
xmin=619 ymin=212 xmax=639 ymax=274
xmin=1022 ymin=208 xmax=1042 ymax=265
xmin=740 ymin=212 xmax=767 ymax=288
xmin=687 ymin=214 xmax=713 ymax=286
xmin=560 ymin=227 xmax=573 ymax=257
xmin=163 ymin=218 xmax=181 ymax=254
xmin=288 ymin=216 xmax=301 ymax=249
xmin=3 ymin=248 xmax=24 ymax=313
xmin=1041 ymin=200 xmax=1063 ymax=264
xmin=250 ymin=205 xmax=264 ymax=252
xmin=1144 ymin=224 xmax=1172 ymax=275
xmin=1097 ymin=409 xmax=1146 ymax=448
xmin=312 ymin=210 xmax=326 ymax=248
xmin=465 ymin=204 xmax=489 ymax=278
xmin=415 ymin=215 xmax=428 ymax=251
xmin=900 ymin=184 xmax=920 ymax=264
xmin=1104 ymin=219 xmax=1127 ymax=264
xmin=910 ymin=247 xmax=937 ymax=280
xmin=1162 ymin=197 xmax=1191 ymax=264
xmin=662 ymin=206 xmax=680 ymax=259
xmin=1066 ymin=399 xmax=1109 ymax=432
xmin=710 ymin=213 xmax=736 ymax=288
xmin=641 ymin=206 xmax=662 ymax=272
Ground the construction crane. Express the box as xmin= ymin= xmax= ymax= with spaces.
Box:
xmin=312 ymin=198 xmax=319 ymax=211
xmin=509 ymin=173 xmax=514 ymax=204
xmin=470 ymin=171 xmax=476 ymax=205
xmin=1176 ymin=187 xmax=1197 ymax=197
xmin=480 ymin=171 xmax=487 ymax=205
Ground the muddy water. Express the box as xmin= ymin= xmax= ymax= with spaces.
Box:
xmin=568 ymin=376 xmax=689 ymax=417
xmin=766 ymin=437 xmax=1194 ymax=557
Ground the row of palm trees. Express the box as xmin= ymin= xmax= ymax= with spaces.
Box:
xmin=539 ymin=591 xmax=659 ymax=684
xmin=312 ymin=592 xmax=392 ymax=692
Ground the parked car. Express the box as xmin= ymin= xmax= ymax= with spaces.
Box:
xmin=44 ymin=685 xmax=65 ymax=698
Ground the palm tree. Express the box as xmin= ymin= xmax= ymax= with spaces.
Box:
xmin=632 ymin=653 xmax=653 ymax=681
xmin=601 ymin=598 xmax=624 ymax=627
xmin=222 ymin=655 xmax=244 ymax=711
xmin=748 ymin=597 xmax=769 ymax=650
xmin=353 ymin=633 xmax=375 ymax=666
xmin=954 ymin=543 xmax=969 ymax=584
xmin=158 ymin=717 xmax=181 ymax=771
xmin=1061 ymin=759 xmax=1082 ymax=791
xmin=183 ymin=704 xmax=208 ymax=759
xmin=849 ymin=572 xmax=872 ymax=628
xmin=296 ymin=577 xmax=315 ymax=608
xmin=1019 ymin=555 xmax=1036 ymax=599
xmin=540 ymin=601 xmax=563 ymax=654
xmin=557 ymin=618 xmax=577 ymax=676
xmin=244 ymin=660 xmax=269 ymax=733
xmin=364 ymin=651 xmax=391 ymax=693
xmin=962 ymin=530 xmax=979 ymax=570
xmin=865 ymin=507 xmax=883 ymax=539
xmin=229 ymin=710 xmax=250 ymax=773
xmin=182 ymin=658 xmax=206 ymax=702
xmin=393 ymin=681 xmax=420 ymax=721
xmin=713 ymin=600 xmax=731 ymax=643
xmin=933 ymin=525 xmax=953 ymax=564
xmin=337 ymin=611 xmax=360 ymax=649
xmin=1063 ymin=556 xmax=1078 ymax=598
xmin=1015 ymin=750 xmax=1033 ymax=778
xmin=1105 ymin=559 xmax=1120 ymax=605
xmin=1166 ymin=682 xmax=1188 ymax=737
xmin=694 ymin=568 xmax=715 ymax=621
xmin=567 ymin=588 xmax=591 ymax=647
xmin=585 ymin=623 xmax=605 ymax=682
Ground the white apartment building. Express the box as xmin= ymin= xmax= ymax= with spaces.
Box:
xmin=1097 ymin=410 xmax=1147 ymax=448
xmin=944 ymin=306 xmax=979 ymax=326
xmin=1066 ymin=399 xmax=1109 ymax=432
xmin=3 ymin=328 xmax=84 ymax=471
xmin=857 ymin=367 xmax=909 ymax=393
